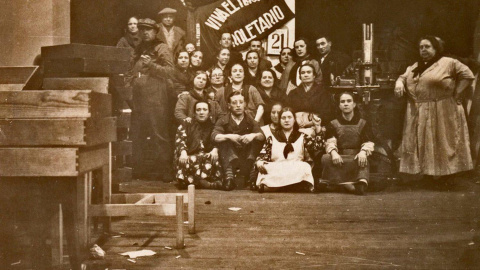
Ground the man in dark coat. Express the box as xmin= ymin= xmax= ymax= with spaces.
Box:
xmin=126 ymin=18 xmax=175 ymax=181
xmin=156 ymin=7 xmax=186 ymax=56
xmin=316 ymin=36 xmax=351 ymax=88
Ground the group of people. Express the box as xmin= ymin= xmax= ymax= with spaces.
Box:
xmin=118 ymin=7 xmax=476 ymax=195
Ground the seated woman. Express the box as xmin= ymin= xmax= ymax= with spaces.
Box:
xmin=174 ymin=70 xmax=223 ymax=124
xmin=256 ymin=107 xmax=325 ymax=193
xmin=260 ymin=102 xmax=283 ymax=138
xmin=285 ymin=63 xmax=335 ymax=131
xmin=174 ymin=101 xmax=223 ymax=189
xmin=320 ymin=92 xmax=375 ymax=195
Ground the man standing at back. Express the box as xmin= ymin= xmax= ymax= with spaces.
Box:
xmin=126 ymin=18 xmax=175 ymax=181
xmin=316 ymin=36 xmax=351 ymax=88
xmin=157 ymin=7 xmax=185 ymax=56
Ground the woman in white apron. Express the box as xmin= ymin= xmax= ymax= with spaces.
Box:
xmin=255 ymin=107 xmax=325 ymax=192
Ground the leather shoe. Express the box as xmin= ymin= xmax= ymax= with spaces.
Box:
xmin=223 ymin=178 xmax=236 ymax=191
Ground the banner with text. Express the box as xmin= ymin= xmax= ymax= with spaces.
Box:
xmin=196 ymin=0 xmax=294 ymax=60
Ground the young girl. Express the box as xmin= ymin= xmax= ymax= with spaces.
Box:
xmin=320 ymin=92 xmax=375 ymax=195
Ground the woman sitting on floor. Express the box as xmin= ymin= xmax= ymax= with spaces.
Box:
xmin=174 ymin=101 xmax=224 ymax=190
xmin=320 ymin=92 xmax=375 ymax=195
xmin=255 ymin=107 xmax=325 ymax=193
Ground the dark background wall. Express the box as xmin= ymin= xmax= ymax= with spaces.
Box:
xmin=71 ymin=0 xmax=187 ymax=46
xmin=296 ymin=0 xmax=480 ymax=60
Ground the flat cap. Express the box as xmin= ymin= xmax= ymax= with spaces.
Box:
xmin=158 ymin=7 xmax=177 ymax=15
xmin=137 ymin=18 xmax=159 ymax=30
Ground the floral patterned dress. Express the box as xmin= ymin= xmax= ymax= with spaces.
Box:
xmin=174 ymin=119 xmax=222 ymax=186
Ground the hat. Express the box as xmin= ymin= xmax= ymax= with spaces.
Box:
xmin=137 ymin=18 xmax=159 ymax=30
xmin=158 ymin=7 xmax=177 ymax=15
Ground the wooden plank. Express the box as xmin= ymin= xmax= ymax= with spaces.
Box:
xmin=0 ymin=90 xmax=90 ymax=118
xmin=134 ymin=194 xmax=155 ymax=204
xmin=85 ymin=117 xmax=117 ymax=146
xmin=0 ymin=66 xmax=38 ymax=84
xmin=0 ymin=117 xmax=115 ymax=146
xmin=112 ymin=140 xmax=132 ymax=156
xmin=112 ymin=167 xmax=132 ymax=184
xmin=41 ymin=44 xmax=130 ymax=61
xmin=0 ymin=147 xmax=77 ymax=176
xmin=116 ymin=112 xmax=131 ymax=129
xmin=88 ymin=204 xmax=177 ymax=216
xmin=176 ymin=195 xmax=184 ymax=249
xmin=44 ymin=58 xmax=129 ymax=75
xmin=76 ymin=173 xmax=88 ymax=250
xmin=50 ymin=203 xmax=63 ymax=266
xmin=0 ymin=84 xmax=24 ymax=91
xmin=78 ymin=144 xmax=110 ymax=173
xmin=0 ymin=119 xmax=86 ymax=146
xmin=110 ymin=194 xmax=147 ymax=204
xmin=188 ymin=185 xmax=195 ymax=234
xmin=43 ymin=77 xmax=110 ymax=94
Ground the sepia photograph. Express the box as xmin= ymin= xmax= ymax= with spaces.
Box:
xmin=1 ymin=0 xmax=480 ymax=269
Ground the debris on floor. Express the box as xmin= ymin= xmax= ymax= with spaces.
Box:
xmin=228 ymin=207 xmax=242 ymax=211
xmin=120 ymin=249 xmax=157 ymax=258
xmin=205 ymin=200 xmax=211 ymax=204
xmin=90 ymin=244 xmax=106 ymax=259
xmin=295 ymin=251 xmax=306 ymax=255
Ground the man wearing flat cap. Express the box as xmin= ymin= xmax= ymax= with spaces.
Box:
xmin=156 ymin=7 xmax=186 ymax=55
xmin=126 ymin=18 xmax=176 ymax=182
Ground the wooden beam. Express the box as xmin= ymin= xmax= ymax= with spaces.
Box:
xmin=88 ymin=204 xmax=177 ymax=216
xmin=44 ymin=58 xmax=129 ymax=75
xmin=0 ymin=84 xmax=24 ymax=91
xmin=176 ymin=195 xmax=184 ymax=249
xmin=0 ymin=148 xmax=77 ymax=176
xmin=43 ymin=77 xmax=110 ymax=94
xmin=41 ymin=44 xmax=130 ymax=61
xmin=188 ymin=185 xmax=195 ymax=234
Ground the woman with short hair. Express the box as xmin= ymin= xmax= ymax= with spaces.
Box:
xmin=174 ymin=101 xmax=223 ymax=189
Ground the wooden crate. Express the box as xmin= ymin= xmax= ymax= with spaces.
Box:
xmin=0 ymin=144 xmax=110 ymax=177
xmin=0 ymin=90 xmax=111 ymax=119
xmin=0 ymin=117 xmax=116 ymax=146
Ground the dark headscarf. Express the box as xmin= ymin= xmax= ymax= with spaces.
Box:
xmin=412 ymin=35 xmax=444 ymax=77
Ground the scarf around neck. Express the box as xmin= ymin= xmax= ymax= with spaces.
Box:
xmin=412 ymin=55 xmax=442 ymax=77
xmin=273 ymin=128 xmax=302 ymax=159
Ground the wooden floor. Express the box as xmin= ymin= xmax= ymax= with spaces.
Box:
xmin=76 ymin=177 xmax=480 ymax=269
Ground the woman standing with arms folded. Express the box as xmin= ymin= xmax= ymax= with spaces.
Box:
xmin=395 ymin=36 xmax=474 ymax=187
